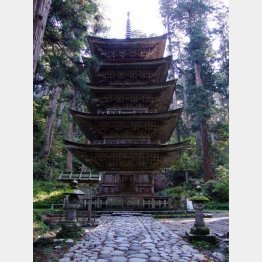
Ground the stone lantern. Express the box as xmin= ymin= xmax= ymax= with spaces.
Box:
xmin=57 ymin=180 xmax=85 ymax=238
xmin=186 ymin=185 xmax=217 ymax=244
xmin=64 ymin=180 xmax=85 ymax=223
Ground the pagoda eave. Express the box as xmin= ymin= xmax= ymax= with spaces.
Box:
xmin=88 ymin=80 xmax=176 ymax=92
xmin=87 ymin=80 xmax=176 ymax=113
xmin=70 ymin=108 xmax=182 ymax=143
xmin=64 ymin=140 xmax=189 ymax=171
xmin=86 ymin=56 xmax=172 ymax=85
xmin=87 ymin=34 xmax=167 ymax=62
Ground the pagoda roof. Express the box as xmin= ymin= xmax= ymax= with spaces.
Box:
xmin=70 ymin=108 xmax=182 ymax=143
xmin=87 ymin=80 xmax=176 ymax=113
xmin=87 ymin=34 xmax=167 ymax=62
xmin=89 ymin=80 xmax=176 ymax=93
xmin=64 ymin=140 xmax=189 ymax=171
xmin=86 ymin=56 xmax=172 ymax=85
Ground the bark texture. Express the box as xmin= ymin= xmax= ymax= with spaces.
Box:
xmin=81 ymin=138 xmax=89 ymax=172
xmin=66 ymin=122 xmax=74 ymax=171
xmin=194 ymin=62 xmax=213 ymax=181
xmin=33 ymin=0 xmax=51 ymax=74
xmin=42 ymin=86 xmax=62 ymax=158
xmin=66 ymin=91 xmax=76 ymax=171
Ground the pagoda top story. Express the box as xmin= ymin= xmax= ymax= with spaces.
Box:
xmin=87 ymin=34 xmax=167 ymax=62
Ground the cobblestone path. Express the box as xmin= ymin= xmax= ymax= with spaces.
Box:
xmin=59 ymin=215 xmax=209 ymax=262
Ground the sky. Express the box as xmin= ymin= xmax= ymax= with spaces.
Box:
xmin=103 ymin=0 xmax=166 ymax=38
xmin=102 ymin=0 xmax=229 ymax=39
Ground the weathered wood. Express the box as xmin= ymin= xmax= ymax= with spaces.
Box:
xmin=33 ymin=0 xmax=51 ymax=74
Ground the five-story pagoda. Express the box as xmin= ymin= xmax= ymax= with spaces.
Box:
xmin=64 ymin=16 xmax=188 ymax=209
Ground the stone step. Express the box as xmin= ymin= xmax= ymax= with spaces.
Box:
xmin=111 ymin=212 xmax=146 ymax=217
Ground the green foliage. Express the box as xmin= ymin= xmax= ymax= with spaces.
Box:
xmin=33 ymin=180 xmax=70 ymax=208
xmin=170 ymin=136 xmax=201 ymax=173
xmin=204 ymin=201 xmax=229 ymax=210
xmin=210 ymin=122 xmax=229 ymax=170
xmin=203 ymin=177 xmax=229 ymax=203
xmin=192 ymin=240 xmax=215 ymax=250
xmin=160 ymin=0 xmax=229 ymax=183
xmin=56 ymin=223 xmax=83 ymax=239
xmin=33 ymin=97 xmax=49 ymax=157
xmin=33 ymin=0 xmax=108 ymax=179
xmin=162 ymin=186 xmax=187 ymax=199
xmin=33 ymin=209 xmax=50 ymax=236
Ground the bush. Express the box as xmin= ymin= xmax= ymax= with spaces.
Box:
xmin=203 ymin=179 xmax=229 ymax=203
xmin=33 ymin=180 xmax=70 ymax=209
xmin=192 ymin=240 xmax=215 ymax=250
xmin=205 ymin=201 xmax=229 ymax=210
xmin=33 ymin=209 xmax=50 ymax=236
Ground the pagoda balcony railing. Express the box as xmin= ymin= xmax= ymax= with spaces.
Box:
xmin=97 ymin=110 xmax=159 ymax=115
xmin=92 ymin=140 xmax=158 ymax=145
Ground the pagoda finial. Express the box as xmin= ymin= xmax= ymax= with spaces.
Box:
xmin=126 ymin=11 xmax=131 ymax=39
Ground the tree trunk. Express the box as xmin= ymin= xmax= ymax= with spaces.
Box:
xmin=33 ymin=0 xmax=52 ymax=74
xmin=56 ymin=101 xmax=65 ymax=134
xmin=66 ymin=122 xmax=74 ymax=171
xmin=200 ymin=119 xmax=214 ymax=181
xmin=195 ymin=131 xmax=202 ymax=156
xmin=66 ymin=90 xmax=76 ymax=171
xmin=185 ymin=170 xmax=189 ymax=183
xmin=42 ymin=86 xmax=62 ymax=158
xmin=194 ymin=62 xmax=213 ymax=181
xmin=211 ymin=132 xmax=216 ymax=144
xmin=166 ymin=15 xmax=181 ymax=142
xmin=166 ymin=15 xmax=177 ymax=110
xmin=81 ymin=138 xmax=89 ymax=172
xmin=181 ymin=75 xmax=191 ymax=129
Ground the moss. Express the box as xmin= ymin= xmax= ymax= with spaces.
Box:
xmin=190 ymin=226 xmax=210 ymax=235
xmin=191 ymin=240 xmax=215 ymax=250
xmin=190 ymin=195 xmax=209 ymax=202
xmin=56 ymin=223 xmax=83 ymax=239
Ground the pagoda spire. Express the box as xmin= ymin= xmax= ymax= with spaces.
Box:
xmin=126 ymin=11 xmax=131 ymax=39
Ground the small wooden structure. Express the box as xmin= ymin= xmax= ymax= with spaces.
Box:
xmin=58 ymin=172 xmax=101 ymax=225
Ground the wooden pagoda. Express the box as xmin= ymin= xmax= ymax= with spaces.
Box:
xmin=64 ymin=33 xmax=188 ymax=209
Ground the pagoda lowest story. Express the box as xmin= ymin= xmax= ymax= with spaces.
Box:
xmin=63 ymin=25 xmax=189 ymax=209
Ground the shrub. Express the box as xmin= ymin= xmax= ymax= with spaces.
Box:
xmin=33 ymin=180 xmax=70 ymax=209
xmin=205 ymin=201 xmax=229 ymax=210
xmin=203 ymin=179 xmax=229 ymax=203
xmin=192 ymin=240 xmax=215 ymax=250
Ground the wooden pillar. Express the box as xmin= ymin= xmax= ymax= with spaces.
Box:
xmin=87 ymin=198 xmax=92 ymax=222
xmin=168 ymin=198 xmax=172 ymax=209
xmin=151 ymin=198 xmax=155 ymax=209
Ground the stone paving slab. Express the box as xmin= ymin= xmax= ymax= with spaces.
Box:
xmin=59 ymin=215 xmax=209 ymax=262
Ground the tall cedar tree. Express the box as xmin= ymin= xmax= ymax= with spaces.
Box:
xmin=33 ymin=0 xmax=52 ymax=74
xmin=159 ymin=0 xmax=223 ymax=181
xmin=34 ymin=0 xmax=107 ymax=178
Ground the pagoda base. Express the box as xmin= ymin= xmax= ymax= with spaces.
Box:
xmin=92 ymin=195 xmax=171 ymax=210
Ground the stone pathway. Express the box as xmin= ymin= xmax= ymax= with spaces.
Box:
xmin=59 ymin=215 xmax=209 ymax=262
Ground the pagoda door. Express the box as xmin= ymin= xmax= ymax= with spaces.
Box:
xmin=120 ymin=175 xmax=133 ymax=193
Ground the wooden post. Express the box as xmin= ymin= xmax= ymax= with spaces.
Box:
xmin=88 ymin=198 xmax=92 ymax=223
xmin=151 ymin=198 xmax=155 ymax=209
